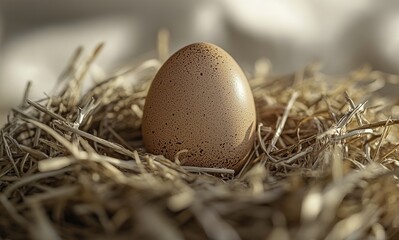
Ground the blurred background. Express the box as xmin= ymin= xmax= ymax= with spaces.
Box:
xmin=1 ymin=0 xmax=399 ymax=125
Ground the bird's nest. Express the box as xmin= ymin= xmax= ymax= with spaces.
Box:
xmin=1 ymin=37 xmax=399 ymax=240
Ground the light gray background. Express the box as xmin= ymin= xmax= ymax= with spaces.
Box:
xmin=1 ymin=0 xmax=399 ymax=125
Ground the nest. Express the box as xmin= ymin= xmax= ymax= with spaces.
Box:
xmin=1 ymin=37 xmax=399 ymax=240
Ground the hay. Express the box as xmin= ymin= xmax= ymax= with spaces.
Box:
xmin=1 ymin=37 xmax=399 ymax=240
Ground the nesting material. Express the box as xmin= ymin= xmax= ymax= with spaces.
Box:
xmin=1 ymin=41 xmax=399 ymax=240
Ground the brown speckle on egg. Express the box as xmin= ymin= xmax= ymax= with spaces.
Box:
xmin=142 ymin=42 xmax=256 ymax=172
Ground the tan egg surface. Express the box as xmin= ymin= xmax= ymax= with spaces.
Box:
xmin=142 ymin=42 xmax=256 ymax=171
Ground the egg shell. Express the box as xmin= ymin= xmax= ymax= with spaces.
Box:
xmin=142 ymin=42 xmax=256 ymax=171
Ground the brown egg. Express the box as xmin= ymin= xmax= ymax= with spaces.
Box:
xmin=142 ymin=42 xmax=256 ymax=171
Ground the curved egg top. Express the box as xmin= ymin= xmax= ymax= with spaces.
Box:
xmin=142 ymin=42 xmax=256 ymax=171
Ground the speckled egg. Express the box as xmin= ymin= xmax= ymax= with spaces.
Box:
xmin=142 ymin=42 xmax=256 ymax=171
